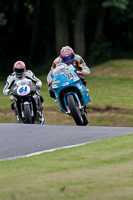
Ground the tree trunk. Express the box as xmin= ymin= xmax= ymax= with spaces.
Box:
xmin=29 ymin=0 xmax=41 ymax=63
xmin=54 ymin=0 xmax=69 ymax=55
xmin=94 ymin=7 xmax=106 ymax=41
xmin=73 ymin=0 xmax=87 ymax=57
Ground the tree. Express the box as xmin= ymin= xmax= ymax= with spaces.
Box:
xmin=29 ymin=0 xmax=41 ymax=63
xmin=0 ymin=13 xmax=7 ymax=26
xmin=102 ymin=0 xmax=129 ymax=10
xmin=54 ymin=0 xmax=69 ymax=55
xmin=73 ymin=0 xmax=87 ymax=57
xmin=94 ymin=0 xmax=106 ymax=41
xmin=54 ymin=0 xmax=87 ymax=57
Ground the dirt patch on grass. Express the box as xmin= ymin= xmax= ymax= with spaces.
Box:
xmin=89 ymin=105 xmax=125 ymax=112
xmin=44 ymin=110 xmax=74 ymax=125
xmin=1 ymin=105 xmax=133 ymax=127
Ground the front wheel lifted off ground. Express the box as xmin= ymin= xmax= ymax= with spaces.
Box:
xmin=82 ymin=111 xmax=89 ymax=126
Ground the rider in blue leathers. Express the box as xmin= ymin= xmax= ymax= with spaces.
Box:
xmin=47 ymin=46 xmax=90 ymax=98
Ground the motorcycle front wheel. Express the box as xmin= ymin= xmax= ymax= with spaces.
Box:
xmin=82 ymin=111 xmax=89 ymax=126
xmin=66 ymin=94 xmax=83 ymax=126
xmin=24 ymin=104 xmax=32 ymax=124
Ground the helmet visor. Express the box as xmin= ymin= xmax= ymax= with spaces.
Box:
xmin=63 ymin=56 xmax=73 ymax=65
xmin=14 ymin=66 xmax=25 ymax=78
xmin=14 ymin=68 xmax=25 ymax=73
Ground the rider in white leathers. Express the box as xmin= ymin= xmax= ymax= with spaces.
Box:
xmin=3 ymin=60 xmax=45 ymax=124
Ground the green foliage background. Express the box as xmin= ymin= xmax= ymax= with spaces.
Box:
xmin=0 ymin=0 xmax=133 ymax=76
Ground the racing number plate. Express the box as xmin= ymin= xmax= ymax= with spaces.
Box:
xmin=65 ymin=72 xmax=74 ymax=80
xmin=17 ymin=85 xmax=30 ymax=96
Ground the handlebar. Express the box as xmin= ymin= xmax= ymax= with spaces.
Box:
xmin=76 ymin=71 xmax=83 ymax=76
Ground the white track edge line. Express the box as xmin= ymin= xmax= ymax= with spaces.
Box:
xmin=0 ymin=141 xmax=95 ymax=162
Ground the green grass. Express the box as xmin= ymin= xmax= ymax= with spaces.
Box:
xmin=1 ymin=60 xmax=133 ymax=199
xmin=89 ymin=76 xmax=133 ymax=108
xmin=0 ymin=134 xmax=133 ymax=200
xmin=91 ymin=59 xmax=133 ymax=78
xmin=1 ymin=59 xmax=133 ymax=126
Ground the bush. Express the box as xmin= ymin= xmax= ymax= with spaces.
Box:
xmin=88 ymin=35 xmax=112 ymax=65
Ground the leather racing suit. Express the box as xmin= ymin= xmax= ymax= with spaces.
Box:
xmin=47 ymin=54 xmax=90 ymax=98
xmin=3 ymin=70 xmax=42 ymax=95
xmin=47 ymin=54 xmax=90 ymax=84
xmin=3 ymin=70 xmax=44 ymax=124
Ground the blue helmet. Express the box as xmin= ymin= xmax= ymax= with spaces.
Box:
xmin=60 ymin=46 xmax=75 ymax=65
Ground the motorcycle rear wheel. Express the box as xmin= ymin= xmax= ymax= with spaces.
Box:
xmin=66 ymin=94 xmax=83 ymax=126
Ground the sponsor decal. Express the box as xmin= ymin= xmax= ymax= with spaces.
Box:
xmin=62 ymin=82 xmax=69 ymax=86
xmin=73 ymin=77 xmax=79 ymax=81
xmin=52 ymin=80 xmax=60 ymax=84
xmin=55 ymin=80 xmax=60 ymax=83
xmin=52 ymin=84 xmax=58 ymax=88
xmin=76 ymin=83 xmax=82 ymax=90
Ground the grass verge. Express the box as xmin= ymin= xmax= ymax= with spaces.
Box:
xmin=1 ymin=62 xmax=133 ymax=126
xmin=0 ymin=134 xmax=133 ymax=200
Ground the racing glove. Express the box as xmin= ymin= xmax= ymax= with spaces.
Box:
xmin=48 ymin=81 xmax=52 ymax=87
xmin=8 ymin=89 xmax=13 ymax=95
xmin=36 ymin=86 xmax=40 ymax=91
xmin=76 ymin=71 xmax=83 ymax=76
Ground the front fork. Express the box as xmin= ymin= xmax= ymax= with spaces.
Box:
xmin=64 ymin=92 xmax=83 ymax=114
xmin=20 ymin=101 xmax=34 ymax=119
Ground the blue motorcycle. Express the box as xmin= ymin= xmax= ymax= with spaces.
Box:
xmin=51 ymin=63 xmax=91 ymax=126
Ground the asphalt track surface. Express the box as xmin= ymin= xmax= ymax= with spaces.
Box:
xmin=0 ymin=123 xmax=133 ymax=161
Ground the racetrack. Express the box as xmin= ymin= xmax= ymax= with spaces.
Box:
xmin=0 ymin=123 xmax=133 ymax=161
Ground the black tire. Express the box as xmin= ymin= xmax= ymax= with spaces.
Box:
xmin=24 ymin=104 xmax=32 ymax=124
xmin=66 ymin=94 xmax=83 ymax=126
xmin=82 ymin=112 xmax=89 ymax=126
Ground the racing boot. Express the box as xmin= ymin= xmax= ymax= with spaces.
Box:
xmin=11 ymin=101 xmax=21 ymax=123
xmin=38 ymin=109 xmax=45 ymax=124
xmin=16 ymin=115 xmax=21 ymax=123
